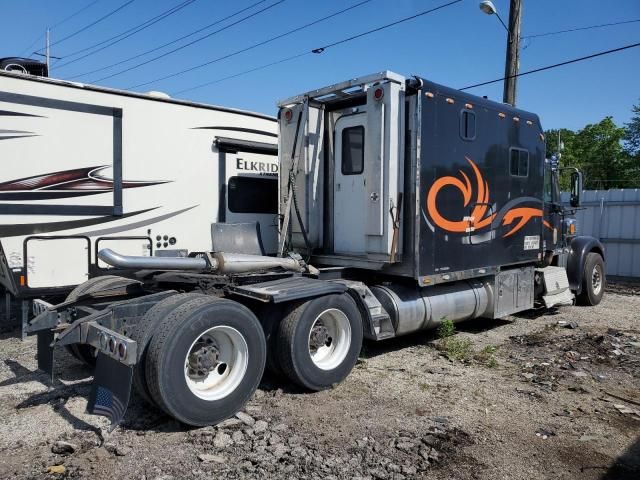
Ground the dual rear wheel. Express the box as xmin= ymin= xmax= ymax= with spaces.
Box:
xmin=134 ymin=292 xmax=362 ymax=426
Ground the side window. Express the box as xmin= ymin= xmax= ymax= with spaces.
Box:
xmin=227 ymin=176 xmax=277 ymax=214
xmin=342 ymin=126 xmax=364 ymax=175
xmin=460 ymin=109 xmax=476 ymax=141
xmin=510 ymin=148 xmax=529 ymax=177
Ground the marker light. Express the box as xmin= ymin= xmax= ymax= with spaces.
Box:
xmin=373 ymin=87 xmax=384 ymax=100
xmin=284 ymin=109 xmax=293 ymax=122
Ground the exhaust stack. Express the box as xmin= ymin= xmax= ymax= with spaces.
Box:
xmin=97 ymin=249 xmax=305 ymax=274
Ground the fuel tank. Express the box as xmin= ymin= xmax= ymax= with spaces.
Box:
xmin=370 ymin=280 xmax=494 ymax=336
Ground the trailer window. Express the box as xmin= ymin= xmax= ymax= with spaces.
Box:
xmin=460 ymin=109 xmax=476 ymax=140
xmin=341 ymin=126 xmax=365 ymax=175
xmin=227 ymin=176 xmax=278 ymax=214
xmin=510 ymin=148 xmax=529 ymax=177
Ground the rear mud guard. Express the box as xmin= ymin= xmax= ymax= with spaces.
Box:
xmin=88 ymin=353 xmax=133 ymax=431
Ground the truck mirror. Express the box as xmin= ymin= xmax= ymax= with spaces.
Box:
xmin=570 ymin=171 xmax=582 ymax=207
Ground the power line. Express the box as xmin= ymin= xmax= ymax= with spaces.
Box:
xmin=66 ymin=0 xmax=270 ymax=81
xmin=460 ymin=41 xmax=640 ymax=91
xmin=129 ymin=0 xmax=372 ymax=90
xmin=173 ymin=0 xmax=463 ymax=95
xmin=524 ymin=19 xmax=640 ymax=39
xmin=37 ymin=0 xmax=136 ymax=51
xmin=311 ymin=0 xmax=461 ymax=53
xmin=89 ymin=0 xmax=285 ymax=84
xmin=55 ymin=0 xmax=196 ymax=69
xmin=19 ymin=0 xmax=102 ymax=57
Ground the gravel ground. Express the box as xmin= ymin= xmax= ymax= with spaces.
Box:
xmin=0 ymin=286 xmax=638 ymax=480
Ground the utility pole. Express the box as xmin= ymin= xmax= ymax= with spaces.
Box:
xmin=503 ymin=0 xmax=522 ymax=106
xmin=45 ymin=28 xmax=50 ymax=74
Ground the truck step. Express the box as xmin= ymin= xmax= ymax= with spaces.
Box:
xmin=536 ymin=266 xmax=574 ymax=308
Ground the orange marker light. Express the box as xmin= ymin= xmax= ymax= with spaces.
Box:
xmin=445 ymin=97 xmax=454 ymax=104
xmin=498 ymin=112 xmax=506 ymax=118
xmin=20 ymin=275 xmax=25 ymax=286
xmin=425 ymin=92 xmax=434 ymax=98
xmin=465 ymin=103 xmax=473 ymax=109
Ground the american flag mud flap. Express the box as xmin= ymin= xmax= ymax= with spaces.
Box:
xmin=87 ymin=352 xmax=133 ymax=431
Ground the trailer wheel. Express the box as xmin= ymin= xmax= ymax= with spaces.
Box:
xmin=146 ymin=297 xmax=266 ymax=426
xmin=130 ymin=292 xmax=204 ymax=406
xmin=277 ymin=294 xmax=363 ymax=391
xmin=64 ymin=275 xmax=131 ymax=367
xmin=577 ymin=252 xmax=606 ymax=306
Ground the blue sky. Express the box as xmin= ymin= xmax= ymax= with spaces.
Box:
xmin=2 ymin=0 xmax=639 ymax=130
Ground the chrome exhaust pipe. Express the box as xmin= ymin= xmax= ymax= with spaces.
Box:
xmin=98 ymin=248 xmax=208 ymax=271
xmin=98 ymin=249 xmax=304 ymax=274
xmin=213 ymin=252 xmax=304 ymax=274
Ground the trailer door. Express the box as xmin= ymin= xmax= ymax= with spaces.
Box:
xmin=334 ymin=113 xmax=367 ymax=254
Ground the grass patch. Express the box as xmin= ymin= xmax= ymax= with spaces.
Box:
xmin=473 ymin=345 xmax=499 ymax=368
xmin=436 ymin=318 xmax=473 ymax=362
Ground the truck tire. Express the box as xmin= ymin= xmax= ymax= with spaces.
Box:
xmin=130 ymin=292 xmax=204 ymax=406
xmin=276 ymin=293 xmax=363 ymax=391
xmin=145 ymin=296 xmax=266 ymax=426
xmin=577 ymin=252 xmax=606 ymax=306
xmin=65 ymin=275 xmax=131 ymax=367
xmin=253 ymin=303 xmax=286 ymax=377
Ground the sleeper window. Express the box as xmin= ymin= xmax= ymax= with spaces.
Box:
xmin=227 ymin=176 xmax=278 ymax=214
xmin=460 ymin=109 xmax=476 ymax=140
xmin=510 ymin=148 xmax=529 ymax=177
xmin=342 ymin=126 xmax=365 ymax=175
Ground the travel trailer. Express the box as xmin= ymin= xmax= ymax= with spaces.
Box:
xmin=0 ymin=67 xmax=279 ymax=336
xmin=28 ymin=72 xmax=604 ymax=429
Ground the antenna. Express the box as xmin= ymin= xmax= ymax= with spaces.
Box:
xmin=32 ymin=28 xmax=61 ymax=74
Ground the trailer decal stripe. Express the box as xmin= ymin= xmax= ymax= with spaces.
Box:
xmin=0 ymin=109 xmax=44 ymax=118
xmin=0 ymin=165 xmax=168 ymax=199
xmin=77 ymin=205 xmax=197 ymax=237
xmin=0 ymin=207 xmax=157 ymax=237
xmin=193 ymin=126 xmax=277 ymax=138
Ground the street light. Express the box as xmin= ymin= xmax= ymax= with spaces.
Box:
xmin=479 ymin=1 xmax=509 ymax=37
xmin=478 ymin=0 xmax=522 ymax=106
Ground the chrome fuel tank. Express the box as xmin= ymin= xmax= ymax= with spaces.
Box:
xmin=370 ymin=280 xmax=493 ymax=336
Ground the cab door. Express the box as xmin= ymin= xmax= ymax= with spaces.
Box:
xmin=333 ymin=113 xmax=367 ymax=254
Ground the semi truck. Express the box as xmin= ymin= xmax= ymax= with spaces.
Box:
xmin=27 ymin=71 xmax=605 ymax=428
xmin=0 ymin=62 xmax=279 ymax=338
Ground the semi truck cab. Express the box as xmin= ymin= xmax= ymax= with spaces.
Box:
xmin=26 ymin=71 xmax=605 ymax=429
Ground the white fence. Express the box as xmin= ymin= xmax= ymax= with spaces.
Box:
xmin=561 ymin=189 xmax=640 ymax=278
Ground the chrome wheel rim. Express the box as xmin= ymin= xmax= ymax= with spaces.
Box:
xmin=592 ymin=264 xmax=603 ymax=296
xmin=184 ymin=326 xmax=248 ymax=401
xmin=308 ymin=308 xmax=351 ymax=371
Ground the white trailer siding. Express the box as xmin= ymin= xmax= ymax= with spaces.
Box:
xmin=0 ymin=71 xmax=277 ymax=295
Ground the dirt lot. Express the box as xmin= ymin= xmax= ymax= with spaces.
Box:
xmin=0 ymin=285 xmax=638 ymax=480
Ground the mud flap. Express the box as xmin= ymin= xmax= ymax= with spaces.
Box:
xmin=87 ymin=352 xmax=133 ymax=431
xmin=36 ymin=330 xmax=55 ymax=383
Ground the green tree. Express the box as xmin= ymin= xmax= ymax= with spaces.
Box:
xmin=624 ymin=101 xmax=640 ymax=156
xmin=545 ymin=117 xmax=635 ymax=190
xmin=623 ymin=101 xmax=640 ymax=186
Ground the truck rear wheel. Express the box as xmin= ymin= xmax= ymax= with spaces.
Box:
xmin=277 ymin=294 xmax=363 ymax=391
xmin=65 ymin=275 xmax=131 ymax=367
xmin=130 ymin=292 xmax=204 ymax=406
xmin=145 ymin=297 xmax=266 ymax=426
xmin=578 ymin=252 xmax=605 ymax=306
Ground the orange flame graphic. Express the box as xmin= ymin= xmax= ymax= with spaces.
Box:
xmin=426 ymin=157 xmax=552 ymax=237
xmin=426 ymin=157 xmax=495 ymax=233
